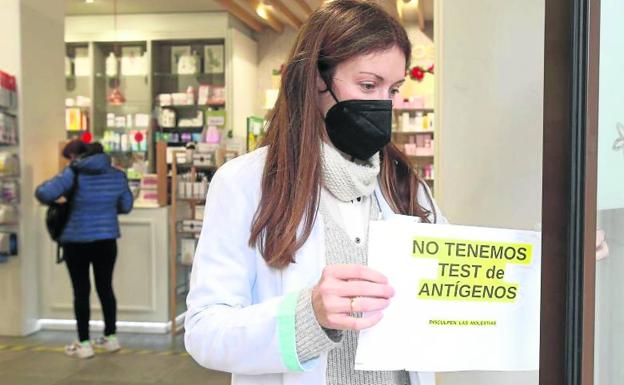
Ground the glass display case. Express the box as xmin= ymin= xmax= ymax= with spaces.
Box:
xmin=93 ymin=41 xmax=151 ymax=179
xmin=65 ymin=43 xmax=92 ymax=137
xmin=151 ymin=39 xmax=226 ymax=152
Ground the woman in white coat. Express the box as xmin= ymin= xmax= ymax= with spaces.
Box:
xmin=185 ymin=1 xmax=446 ymax=384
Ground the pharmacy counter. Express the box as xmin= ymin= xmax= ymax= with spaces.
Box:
xmin=37 ymin=206 xmax=171 ymax=332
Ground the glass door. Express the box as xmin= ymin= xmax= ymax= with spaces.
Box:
xmin=594 ymin=0 xmax=624 ymax=384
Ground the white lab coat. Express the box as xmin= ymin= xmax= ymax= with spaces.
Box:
xmin=185 ymin=147 xmax=447 ymax=385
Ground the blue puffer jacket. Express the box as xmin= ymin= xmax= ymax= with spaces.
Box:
xmin=35 ymin=153 xmax=134 ymax=243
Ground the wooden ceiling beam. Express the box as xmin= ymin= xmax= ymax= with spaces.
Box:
xmin=292 ymin=0 xmax=313 ymax=16
xmin=248 ymin=0 xmax=285 ymax=33
xmin=268 ymin=0 xmax=303 ymax=29
xmin=216 ymin=0 xmax=264 ymax=33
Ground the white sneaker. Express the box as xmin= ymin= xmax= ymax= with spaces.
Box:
xmin=65 ymin=341 xmax=94 ymax=359
xmin=93 ymin=335 xmax=121 ymax=352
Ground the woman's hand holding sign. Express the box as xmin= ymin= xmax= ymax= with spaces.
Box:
xmin=311 ymin=264 xmax=395 ymax=331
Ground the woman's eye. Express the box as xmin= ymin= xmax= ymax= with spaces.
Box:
xmin=390 ymin=88 xmax=400 ymax=96
xmin=360 ymin=83 xmax=376 ymax=91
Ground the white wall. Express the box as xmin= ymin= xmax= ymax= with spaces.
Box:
xmin=0 ymin=0 xmax=65 ymax=336
xmin=65 ymin=12 xmax=230 ymax=42
xmin=254 ymin=28 xmax=297 ymax=116
xmin=436 ymin=0 xmax=544 ymax=231
xmin=227 ymin=28 xmax=258 ymax=140
xmin=436 ymin=0 xmax=544 ymax=384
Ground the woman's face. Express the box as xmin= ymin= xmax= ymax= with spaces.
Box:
xmin=317 ymin=45 xmax=406 ymax=117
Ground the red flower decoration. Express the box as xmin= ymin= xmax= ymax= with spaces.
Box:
xmin=81 ymin=132 xmax=92 ymax=143
xmin=134 ymin=132 xmax=145 ymax=143
xmin=411 ymin=67 xmax=425 ymax=81
xmin=409 ymin=64 xmax=435 ymax=82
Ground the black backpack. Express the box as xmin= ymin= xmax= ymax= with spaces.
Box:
xmin=45 ymin=167 xmax=78 ymax=263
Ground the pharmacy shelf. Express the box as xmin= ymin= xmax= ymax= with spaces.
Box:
xmin=0 ymin=105 xmax=17 ymax=116
xmin=393 ymin=130 xmax=435 ymax=135
xmin=393 ymin=108 xmax=434 ymax=113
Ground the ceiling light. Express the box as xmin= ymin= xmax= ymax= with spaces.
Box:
xmin=85 ymin=0 xmax=94 ymax=3
xmin=256 ymin=3 xmax=269 ymax=20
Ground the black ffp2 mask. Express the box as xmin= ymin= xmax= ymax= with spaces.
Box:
xmin=324 ymin=88 xmax=393 ymax=161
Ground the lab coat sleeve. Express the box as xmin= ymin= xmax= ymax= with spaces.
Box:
xmin=184 ymin=164 xmax=315 ymax=375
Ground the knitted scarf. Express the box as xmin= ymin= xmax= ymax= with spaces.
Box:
xmin=320 ymin=143 xmax=380 ymax=202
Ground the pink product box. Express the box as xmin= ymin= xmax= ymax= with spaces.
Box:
xmin=414 ymin=147 xmax=434 ymax=156
xmin=0 ymin=72 xmax=10 ymax=108
xmin=420 ymin=164 xmax=434 ymax=179
xmin=403 ymin=143 xmax=418 ymax=156
xmin=138 ymin=190 xmax=158 ymax=201
xmin=140 ymin=174 xmax=159 ymax=189
xmin=392 ymin=96 xmax=425 ymax=110
xmin=7 ymin=75 xmax=16 ymax=109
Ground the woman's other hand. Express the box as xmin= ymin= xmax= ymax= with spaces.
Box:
xmin=596 ymin=229 xmax=609 ymax=260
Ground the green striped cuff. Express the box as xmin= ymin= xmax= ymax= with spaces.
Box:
xmin=277 ymin=291 xmax=305 ymax=372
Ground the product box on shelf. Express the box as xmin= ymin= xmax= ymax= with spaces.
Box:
xmin=197 ymin=84 xmax=226 ymax=106
xmin=0 ymin=71 xmax=16 ymax=108
xmin=197 ymin=85 xmax=210 ymax=105
xmin=207 ymin=85 xmax=225 ymax=105
xmin=65 ymin=108 xmax=89 ymax=132
xmin=0 ymin=180 xmax=19 ymax=204
xmin=177 ymin=179 xmax=208 ymax=200
xmin=192 ymin=151 xmax=216 ymax=167
xmin=137 ymin=189 xmax=159 ymax=205
xmin=180 ymin=219 xmax=202 ymax=233
xmin=172 ymin=93 xmax=191 ymax=106
xmin=0 ymin=153 xmax=20 ymax=176
xmin=0 ymin=232 xmax=17 ymax=255
xmin=133 ymin=173 xmax=160 ymax=207
xmin=205 ymin=109 xmax=226 ymax=127
xmin=0 ymin=232 xmax=18 ymax=262
xmin=158 ymin=108 xmax=176 ymax=128
xmin=0 ymin=204 xmax=17 ymax=225
xmin=178 ymin=111 xmax=203 ymax=128
xmin=180 ymin=237 xmax=197 ymax=266
xmin=158 ymin=93 xmax=172 ymax=106
xmin=194 ymin=205 xmax=205 ymax=221
xmin=0 ymin=113 xmax=18 ymax=145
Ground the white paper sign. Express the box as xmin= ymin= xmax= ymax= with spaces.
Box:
xmin=355 ymin=221 xmax=541 ymax=372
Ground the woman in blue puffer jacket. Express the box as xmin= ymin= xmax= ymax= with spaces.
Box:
xmin=35 ymin=140 xmax=133 ymax=359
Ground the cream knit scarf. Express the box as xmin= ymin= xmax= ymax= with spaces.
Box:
xmin=320 ymin=143 xmax=380 ymax=202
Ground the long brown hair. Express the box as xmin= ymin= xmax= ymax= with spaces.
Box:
xmin=250 ymin=0 xmax=434 ymax=269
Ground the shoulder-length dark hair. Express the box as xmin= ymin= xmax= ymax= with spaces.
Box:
xmin=250 ymin=0 xmax=434 ymax=269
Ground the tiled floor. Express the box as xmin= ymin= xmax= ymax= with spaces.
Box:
xmin=0 ymin=331 xmax=231 ymax=385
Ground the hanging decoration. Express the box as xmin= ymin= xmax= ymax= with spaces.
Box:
xmin=107 ymin=87 xmax=126 ymax=105
xmin=409 ymin=64 xmax=435 ymax=82
xmin=134 ymin=131 xmax=144 ymax=144
xmin=81 ymin=131 xmax=93 ymax=144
